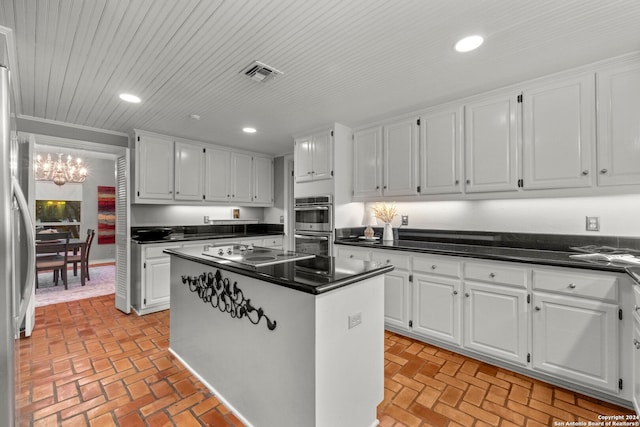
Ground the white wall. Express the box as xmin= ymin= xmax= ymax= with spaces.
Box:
xmin=131 ymin=205 xmax=264 ymax=226
xmin=360 ymin=194 xmax=640 ymax=237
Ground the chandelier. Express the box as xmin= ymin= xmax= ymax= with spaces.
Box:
xmin=34 ymin=153 xmax=88 ymax=186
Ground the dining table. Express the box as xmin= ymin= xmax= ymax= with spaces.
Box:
xmin=35 ymin=237 xmax=88 ymax=286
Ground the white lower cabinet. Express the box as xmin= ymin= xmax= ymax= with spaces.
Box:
xmin=463 ymin=281 xmax=529 ymax=366
xmin=132 ymin=242 xmax=181 ymax=315
xmin=334 ymin=244 xmax=633 ymax=403
xmin=371 ymin=250 xmax=411 ymax=331
xmin=412 ymin=255 xmax=462 ymax=345
xmin=532 ymin=291 xmax=619 ymax=393
xmin=531 ymin=267 xmax=620 ymax=394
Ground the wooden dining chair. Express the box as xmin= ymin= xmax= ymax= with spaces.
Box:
xmin=35 ymin=234 xmax=70 ymax=289
xmin=67 ymin=228 xmax=95 ymax=282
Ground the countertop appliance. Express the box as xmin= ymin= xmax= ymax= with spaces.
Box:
xmin=1 ymin=64 xmax=36 ymax=427
xmin=202 ymin=244 xmax=315 ymax=267
xmin=294 ymin=195 xmax=334 ymax=257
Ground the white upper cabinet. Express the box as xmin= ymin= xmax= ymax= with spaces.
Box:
xmin=353 ymin=118 xmax=418 ymax=198
xmin=353 ymin=126 xmax=383 ymax=198
xmin=419 ymin=106 xmax=463 ymax=194
xmin=136 ymin=133 xmax=174 ymax=201
xmin=294 ymin=130 xmax=333 ymax=182
xmin=464 ymin=95 xmax=519 ymax=193
xmin=522 ymin=74 xmax=595 ymax=190
xmin=383 ymin=118 xmax=419 ymax=196
xmin=174 ymin=140 xmax=205 ymax=201
xmin=253 ymin=156 xmax=274 ymax=205
xmin=231 ymin=152 xmax=253 ymax=203
xmin=204 ymin=147 xmax=231 ymax=202
xmin=597 ymin=63 xmax=640 ymax=186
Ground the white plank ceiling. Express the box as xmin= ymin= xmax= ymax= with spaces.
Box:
xmin=1 ymin=0 xmax=640 ymax=155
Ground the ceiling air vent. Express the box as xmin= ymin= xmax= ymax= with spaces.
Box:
xmin=241 ymin=60 xmax=283 ymax=83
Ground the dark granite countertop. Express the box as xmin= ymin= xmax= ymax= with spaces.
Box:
xmin=131 ymin=223 xmax=284 ymax=244
xmin=334 ymin=228 xmax=640 ymax=285
xmin=165 ymin=245 xmax=394 ymax=295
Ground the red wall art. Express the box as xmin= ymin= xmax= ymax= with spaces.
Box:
xmin=97 ymin=186 xmax=116 ymax=244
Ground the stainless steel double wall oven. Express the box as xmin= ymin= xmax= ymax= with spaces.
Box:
xmin=294 ymin=195 xmax=333 ymax=256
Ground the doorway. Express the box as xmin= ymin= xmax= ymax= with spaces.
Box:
xmin=28 ymin=133 xmax=127 ymax=311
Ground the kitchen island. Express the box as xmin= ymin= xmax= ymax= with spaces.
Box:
xmin=165 ymin=244 xmax=394 ymax=427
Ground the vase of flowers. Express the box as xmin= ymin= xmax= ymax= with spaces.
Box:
xmin=372 ymin=203 xmax=397 ymax=242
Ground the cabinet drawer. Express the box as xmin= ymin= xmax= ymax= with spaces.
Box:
xmin=371 ymin=250 xmax=411 ymax=270
xmin=464 ymin=262 xmax=528 ymax=288
xmin=413 ymin=254 xmax=460 ymax=278
xmin=338 ymin=247 xmax=371 ymax=261
xmin=145 ymin=244 xmax=181 ymax=258
xmin=263 ymin=236 xmax=284 ymax=247
xmin=532 ymin=269 xmax=618 ymax=301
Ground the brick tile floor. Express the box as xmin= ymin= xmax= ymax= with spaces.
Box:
xmin=17 ymin=294 xmax=635 ymax=426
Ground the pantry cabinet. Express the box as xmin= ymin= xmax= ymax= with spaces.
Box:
xmin=135 ymin=133 xmax=174 ymax=201
xmin=597 ymin=62 xmax=640 ymax=186
xmin=174 ymin=140 xmax=205 ymax=201
xmin=522 ymin=74 xmax=595 ymax=190
xmin=464 ymin=95 xmax=519 ymax=193
xmin=419 ymin=106 xmax=463 ymax=194
xmin=294 ymin=129 xmax=333 ymax=182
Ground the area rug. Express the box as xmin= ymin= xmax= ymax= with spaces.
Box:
xmin=35 ymin=264 xmax=116 ymax=307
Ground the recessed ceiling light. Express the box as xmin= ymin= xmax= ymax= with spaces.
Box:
xmin=189 ymin=114 xmax=201 ymax=120
xmin=455 ymin=35 xmax=484 ymax=53
xmin=243 ymin=127 xmax=257 ymax=134
xmin=119 ymin=93 xmax=141 ymax=103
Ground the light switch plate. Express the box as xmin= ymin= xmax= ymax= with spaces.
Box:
xmin=586 ymin=216 xmax=600 ymax=231
xmin=401 ymin=215 xmax=409 ymax=226
xmin=348 ymin=312 xmax=362 ymax=329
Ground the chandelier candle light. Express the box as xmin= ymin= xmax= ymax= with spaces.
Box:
xmin=372 ymin=202 xmax=397 ymax=242
xmin=34 ymin=153 xmax=88 ymax=186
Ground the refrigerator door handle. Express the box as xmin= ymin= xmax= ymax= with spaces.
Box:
xmin=12 ymin=176 xmax=35 ymax=327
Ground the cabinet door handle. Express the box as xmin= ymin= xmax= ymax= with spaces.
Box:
xmin=634 ymin=304 xmax=639 ymax=312
xmin=600 ymin=168 xmax=608 ymax=174
xmin=581 ymin=170 xmax=589 ymax=175
xmin=386 ymin=259 xmax=391 ymax=264
xmin=464 ymin=292 xmax=470 ymax=297
xmin=349 ymin=254 xmax=354 ymax=258
xmin=568 ymin=283 xmax=576 ymax=289
xmin=535 ymin=306 xmax=541 ymax=311
xmin=455 ymin=180 xmax=459 ymax=185
xmin=431 ymin=265 xmax=437 ymax=270
xmin=634 ymin=339 xmax=640 ymax=350
xmin=489 ymin=273 xmax=495 ymax=278
xmin=376 ymin=186 xmax=380 ymax=189
xmin=453 ymin=290 xmax=458 ymax=295
xmin=466 ymin=179 xmax=470 ymax=184
xmin=383 ymin=185 xmax=387 ymax=189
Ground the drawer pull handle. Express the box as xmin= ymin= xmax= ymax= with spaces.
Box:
xmin=535 ymin=306 xmax=541 ymax=311
xmin=386 ymin=259 xmax=391 ymax=264
xmin=600 ymin=168 xmax=608 ymax=174
xmin=634 ymin=339 xmax=640 ymax=350
xmin=431 ymin=265 xmax=437 ymax=270
xmin=568 ymin=283 xmax=576 ymax=289
xmin=465 ymin=292 xmax=470 ymax=297
xmin=349 ymin=254 xmax=354 ymax=258
xmin=489 ymin=273 xmax=495 ymax=278
xmin=581 ymin=170 xmax=589 ymax=175
xmin=453 ymin=290 xmax=458 ymax=295
xmin=635 ymin=305 xmax=639 ymax=312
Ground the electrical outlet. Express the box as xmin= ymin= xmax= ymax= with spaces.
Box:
xmin=401 ymin=215 xmax=409 ymax=226
xmin=348 ymin=312 xmax=362 ymax=329
xmin=204 ymin=215 xmax=209 ymax=224
xmin=586 ymin=216 xmax=600 ymax=231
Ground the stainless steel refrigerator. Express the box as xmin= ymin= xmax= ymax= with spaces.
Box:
xmin=1 ymin=64 xmax=36 ymax=426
